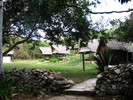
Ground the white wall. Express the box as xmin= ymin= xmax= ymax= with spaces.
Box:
xmin=3 ymin=56 xmax=11 ymax=63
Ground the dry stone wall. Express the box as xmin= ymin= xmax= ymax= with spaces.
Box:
xmin=95 ymin=64 xmax=133 ymax=100
xmin=5 ymin=68 xmax=74 ymax=96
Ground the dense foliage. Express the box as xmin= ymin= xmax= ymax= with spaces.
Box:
xmin=3 ymin=37 xmax=50 ymax=59
xmin=119 ymin=0 xmax=131 ymax=4
xmin=3 ymin=0 xmax=130 ymax=55
xmin=3 ymin=0 xmax=98 ymax=55
xmin=115 ymin=12 xmax=133 ymax=42
xmin=14 ymin=41 xmax=49 ymax=59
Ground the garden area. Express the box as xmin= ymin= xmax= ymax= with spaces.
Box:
xmin=1 ymin=54 xmax=98 ymax=100
xmin=4 ymin=54 xmax=97 ymax=84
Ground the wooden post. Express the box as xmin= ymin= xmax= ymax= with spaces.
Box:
xmin=122 ymin=50 xmax=124 ymax=63
xmin=132 ymin=52 xmax=133 ymax=63
xmin=82 ymin=54 xmax=85 ymax=71
xmin=126 ymin=51 xmax=128 ymax=63
xmin=80 ymin=54 xmax=82 ymax=60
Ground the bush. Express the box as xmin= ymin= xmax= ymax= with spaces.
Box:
xmin=39 ymin=59 xmax=45 ymax=62
xmin=94 ymin=50 xmax=114 ymax=73
xmin=49 ymin=58 xmax=59 ymax=63
xmin=0 ymin=76 xmax=15 ymax=100
xmin=68 ymin=53 xmax=75 ymax=56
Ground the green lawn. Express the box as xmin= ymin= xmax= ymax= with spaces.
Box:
xmin=4 ymin=54 xmax=98 ymax=84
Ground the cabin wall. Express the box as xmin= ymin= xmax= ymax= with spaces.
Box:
xmin=98 ymin=44 xmax=131 ymax=64
xmin=128 ymin=52 xmax=133 ymax=63
xmin=3 ymin=56 xmax=11 ymax=63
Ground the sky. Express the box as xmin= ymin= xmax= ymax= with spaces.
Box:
xmin=89 ymin=0 xmax=133 ymax=23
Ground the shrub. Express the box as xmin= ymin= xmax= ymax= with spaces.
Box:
xmin=0 ymin=76 xmax=15 ymax=100
xmin=49 ymin=58 xmax=59 ymax=63
xmin=68 ymin=53 xmax=75 ymax=56
xmin=39 ymin=59 xmax=45 ymax=62
xmin=94 ymin=50 xmax=114 ymax=73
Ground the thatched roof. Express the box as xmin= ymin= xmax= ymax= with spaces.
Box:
xmin=78 ymin=47 xmax=92 ymax=54
xmin=79 ymin=39 xmax=99 ymax=53
xmin=7 ymin=51 xmax=14 ymax=55
xmin=39 ymin=47 xmax=52 ymax=55
xmin=3 ymin=51 xmax=14 ymax=55
xmin=52 ymin=45 xmax=70 ymax=54
xmin=79 ymin=39 xmax=133 ymax=53
xmin=107 ymin=40 xmax=126 ymax=50
xmin=39 ymin=45 xmax=70 ymax=55
xmin=87 ymin=39 xmax=99 ymax=53
xmin=124 ymin=43 xmax=133 ymax=52
xmin=107 ymin=40 xmax=133 ymax=52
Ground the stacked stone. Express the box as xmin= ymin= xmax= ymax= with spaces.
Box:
xmin=95 ymin=64 xmax=133 ymax=99
xmin=5 ymin=68 xmax=74 ymax=96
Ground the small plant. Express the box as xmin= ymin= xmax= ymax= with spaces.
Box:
xmin=50 ymin=58 xmax=59 ymax=63
xmin=94 ymin=50 xmax=114 ymax=73
xmin=0 ymin=76 xmax=15 ymax=100
xmin=39 ymin=59 xmax=45 ymax=62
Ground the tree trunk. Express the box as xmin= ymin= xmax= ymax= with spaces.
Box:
xmin=0 ymin=0 xmax=4 ymax=82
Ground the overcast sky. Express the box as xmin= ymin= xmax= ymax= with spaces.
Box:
xmin=89 ymin=0 xmax=133 ymax=23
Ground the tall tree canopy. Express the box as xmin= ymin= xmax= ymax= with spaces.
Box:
xmin=3 ymin=0 xmax=132 ymax=56
xmin=119 ymin=0 xmax=131 ymax=4
xmin=3 ymin=0 xmax=98 ymax=55
xmin=115 ymin=12 xmax=133 ymax=42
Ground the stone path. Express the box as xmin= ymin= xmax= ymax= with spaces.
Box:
xmin=17 ymin=78 xmax=109 ymax=100
xmin=65 ymin=78 xmax=97 ymax=96
xmin=47 ymin=95 xmax=105 ymax=100
xmin=47 ymin=78 xmax=109 ymax=100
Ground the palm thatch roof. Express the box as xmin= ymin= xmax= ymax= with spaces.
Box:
xmin=39 ymin=47 xmax=53 ymax=55
xmin=79 ymin=39 xmax=133 ymax=53
xmin=107 ymin=40 xmax=133 ymax=52
xmin=78 ymin=47 xmax=92 ymax=54
xmin=39 ymin=45 xmax=70 ymax=55
xmin=52 ymin=45 xmax=70 ymax=54
xmin=107 ymin=40 xmax=126 ymax=50
xmin=3 ymin=51 xmax=14 ymax=55
xmin=79 ymin=39 xmax=99 ymax=53
xmin=123 ymin=43 xmax=133 ymax=52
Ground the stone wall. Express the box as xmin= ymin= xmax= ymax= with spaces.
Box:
xmin=95 ymin=64 xmax=133 ymax=100
xmin=5 ymin=68 xmax=74 ymax=96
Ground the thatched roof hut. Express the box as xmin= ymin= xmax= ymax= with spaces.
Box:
xmin=39 ymin=47 xmax=52 ymax=55
xmin=79 ymin=39 xmax=99 ymax=54
xmin=39 ymin=45 xmax=70 ymax=55
xmin=52 ymin=45 xmax=70 ymax=54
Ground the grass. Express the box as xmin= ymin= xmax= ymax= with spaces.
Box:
xmin=4 ymin=54 xmax=98 ymax=84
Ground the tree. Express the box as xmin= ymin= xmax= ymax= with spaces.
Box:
xmin=114 ymin=12 xmax=133 ymax=42
xmin=3 ymin=0 xmax=98 ymax=56
xmin=119 ymin=0 xmax=131 ymax=4
xmin=3 ymin=0 xmax=132 ymax=56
